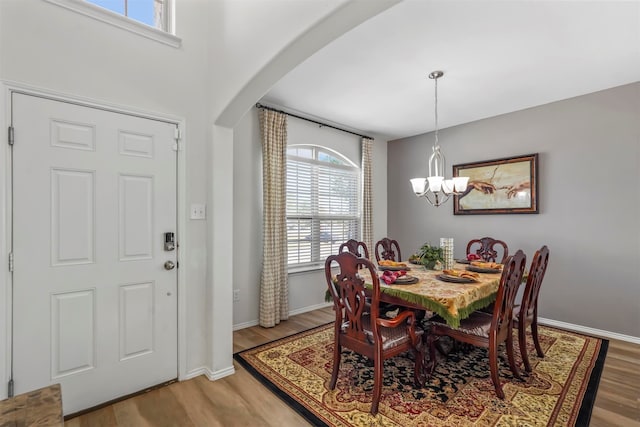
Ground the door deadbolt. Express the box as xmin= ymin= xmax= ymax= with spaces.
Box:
xmin=164 ymin=261 xmax=175 ymax=270
xmin=164 ymin=232 xmax=175 ymax=251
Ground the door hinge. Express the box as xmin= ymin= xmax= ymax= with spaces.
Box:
xmin=8 ymin=126 xmax=14 ymax=146
xmin=173 ymin=127 xmax=181 ymax=152
xmin=8 ymin=252 xmax=14 ymax=272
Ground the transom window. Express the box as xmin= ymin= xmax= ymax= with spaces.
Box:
xmin=286 ymin=145 xmax=361 ymax=269
xmin=86 ymin=0 xmax=170 ymax=31
xmin=45 ymin=0 xmax=180 ymax=46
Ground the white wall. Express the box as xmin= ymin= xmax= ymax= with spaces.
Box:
xmin=0 ymin=0 xmax=388 ymax=398
xmin=387 ymin=83 xmax=640 ymax=339
xmin=232 ymin=107 xmax=388 ymax=327
xmin=205 ymin=0 xmax=350 ymax=121
xmin=0 ymin=0 xmax=213 ymax=388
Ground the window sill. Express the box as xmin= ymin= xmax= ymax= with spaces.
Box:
xmin=44 ymin=0 xmax=182 ymax=48
xmin=288 ymin=264 xmax=324 ymax=275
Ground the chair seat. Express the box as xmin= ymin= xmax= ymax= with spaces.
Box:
xmin=481 ymin=302 xmax=519 ymax=315
xmin=342 ymin=317 xmax=424 ymax=350
xmin=429 ymin=311 xmax=493 ymax=338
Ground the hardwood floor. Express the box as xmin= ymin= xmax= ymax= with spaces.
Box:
xmin=589 ymin=338 xmax=640 ymax=427
xmin=66 ymin=307 xmax=639 ymax=426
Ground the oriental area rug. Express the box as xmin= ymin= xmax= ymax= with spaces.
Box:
xmin=234 ymin=323 xmax=608 ymax=427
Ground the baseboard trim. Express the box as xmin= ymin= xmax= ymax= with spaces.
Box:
xmin=288 ymin=302 xmax=333 ymax=317
xmin=206 ymin=366 xmax=235 ymax=381
xmin=182 ymin=367 xmax=211 ymax=381
xmin=538 ymin=317 xmax=640 ymax=344
xmin=233 ymin=302 xmax=333 ymax=331
xmin=233 ymin=319 xmax=259 ymax=331
xmin=182 ymin=365 xmax=235 ymax=381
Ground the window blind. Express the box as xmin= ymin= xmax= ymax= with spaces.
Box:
xmin=286 ymin=147 xmax=360 ymax=268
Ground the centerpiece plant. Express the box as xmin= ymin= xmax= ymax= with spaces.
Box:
xmin=409 ymin=242 xmax=444 ymax=270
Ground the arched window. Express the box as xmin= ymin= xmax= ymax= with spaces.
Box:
xmin=286 ymin=145 xmax=361 ymax=268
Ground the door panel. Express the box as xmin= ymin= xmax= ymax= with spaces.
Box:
xmin=119 ymin=174 xmax=154 ymax=260
xmin=51 ymin=290 xmax=96 ymax=378
xmin=51 ymin=169 xmax=95 ymax=265
xmin=119 ymin=282 xmax=155 ymax=360
xmin=12 ymin=93 xmax=178 ymax=414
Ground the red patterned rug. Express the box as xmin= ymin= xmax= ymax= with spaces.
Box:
xmin=234 ymin=323 xmax=607 ymax=426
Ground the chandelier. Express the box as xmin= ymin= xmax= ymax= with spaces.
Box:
xmin=410 ymin=71 xmax=469 ymax=207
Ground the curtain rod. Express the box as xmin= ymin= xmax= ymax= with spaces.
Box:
xmin=255 ymin=103 xmax=373 ymax=140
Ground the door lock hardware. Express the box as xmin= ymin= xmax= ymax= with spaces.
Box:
xmin=164 ymin=232 xmax=175 ymax=251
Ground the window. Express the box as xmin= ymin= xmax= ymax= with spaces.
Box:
xmin=286 ymin=145 xmax=361 ymax=269
xmin=44 ymin=0 xmax=180 ymax=48
xmin=85 ymin=0 xmax=169 ymax=31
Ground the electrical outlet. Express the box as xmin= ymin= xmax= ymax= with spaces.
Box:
xmin=233 ymin=289 xmax=240 ymax=302
xmin=190 ymin=203 xmax=206 ymax=220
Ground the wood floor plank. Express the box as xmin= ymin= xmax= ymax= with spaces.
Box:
xmin=589 ymin=407 xmax=640 ymax=427
xmin=219 ymin=365 xmax=310 ymax=427
xmin=64 ymin=406 xmax=118 ymax=427
xmin=175 ymin=375 xmax=274 ymax=427
xmin=109 ymin=401 xmax=153 ymax=427
xmin=165 ymin=377 xmax=227 ymax=427
xmin=114 ymin=386 xmax=195 ymax=427
xmin=65 ymin=306 xmax=639 ymax=426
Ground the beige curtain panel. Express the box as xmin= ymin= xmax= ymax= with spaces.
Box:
xmin=258 ymin=109 xmax=289 ymax=328
xmin=361 ymin=137 xmax=374 ymax=256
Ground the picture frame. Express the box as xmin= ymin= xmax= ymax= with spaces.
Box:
xmin=453 ymin=153 xmax=538 ymax=215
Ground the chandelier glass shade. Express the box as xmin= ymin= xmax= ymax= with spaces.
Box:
xmin=410 ymin=70 xmax=469 ymax=207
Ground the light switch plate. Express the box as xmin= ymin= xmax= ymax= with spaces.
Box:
xmin=190 ymin=203 xmax=206 ymax=220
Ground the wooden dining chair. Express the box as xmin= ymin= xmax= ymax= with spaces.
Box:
xmin=339 ymin=239 xmax=370 ymax=259
xmin=466 ymin=237 xmax=509 ymax=263
xmin=374 ymin=237 xmax=402 ymax=262
xmin=427 ymin=249 xmax=527 ymax=399
xmin=515 ymin=245 xmax=550 ymax=372
xmin=339 ymin=239 xmax=404 ymax=315
xmin=325 ymin=252 xmax=424 ymax=415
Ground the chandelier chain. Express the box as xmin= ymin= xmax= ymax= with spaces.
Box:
xmin=434 ymin=76 xmax=439 ymax=148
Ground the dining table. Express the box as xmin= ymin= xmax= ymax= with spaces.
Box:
xmin=359 ymin=262 xmax=502 ymax=328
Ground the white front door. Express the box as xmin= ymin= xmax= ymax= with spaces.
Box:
xmin=11 ymin=93 xmax=178 ymax=414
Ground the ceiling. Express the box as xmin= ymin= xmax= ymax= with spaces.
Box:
xmin=261 ymin=0 xmax=640 ymax=140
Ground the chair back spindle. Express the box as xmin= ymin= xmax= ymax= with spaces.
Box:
xmin=375 ymin=238 xmax=402 ymax=262
xmin=339 ymin=239 xmax=370 ymax=259
xmin=521 ymin=246 xmax=549 ymax=322
xmin=492 ymin=250 xmax=527 ymax=339
xmin=466 ymin=237 xmax=509 ymax=263
xmin=517 ymin=245 xmax=550 ymax=371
